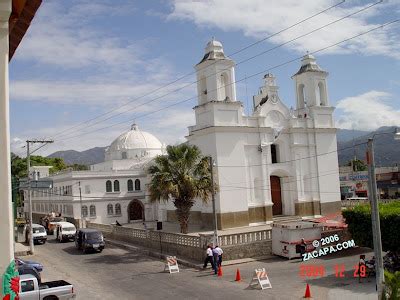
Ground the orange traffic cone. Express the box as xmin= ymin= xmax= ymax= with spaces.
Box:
xmin=235 ymin=269 xmax=241 ymax=281
xmin=217 ymin=266 xmax=223 ymax=277
xmin=304 ymin=283 xmax=312 ymax=298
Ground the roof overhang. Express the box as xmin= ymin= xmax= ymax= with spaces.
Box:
xmin=9 ymin=0 xmax=42 ymax=60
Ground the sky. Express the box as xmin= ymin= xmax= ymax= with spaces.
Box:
xmin=9 ymin=0 xmax=400 ymax=157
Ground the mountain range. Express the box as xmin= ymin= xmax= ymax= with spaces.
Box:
xmin=48 ymin=127 xmax=400 ymax=167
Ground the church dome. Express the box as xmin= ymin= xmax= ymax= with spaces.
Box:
xmin=205 ymin=38 xmax=223 ymax=53
xmin=105 ymin=124 xmax=163 ymax=161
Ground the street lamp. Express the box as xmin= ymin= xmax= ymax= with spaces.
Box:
xmin=366 ymin=127 xmax=399 ymax=299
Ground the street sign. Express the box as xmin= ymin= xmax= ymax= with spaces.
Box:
xmin=165 ymin=256 xmax=179 ymax=274
xmin=249 ymin=268 xmax=272 ymax=290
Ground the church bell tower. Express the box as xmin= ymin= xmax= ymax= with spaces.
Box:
xmin=292 ymin=54 xmax=334 ymax=128
xmin=195 ymin=38 xmax=237 ymax=104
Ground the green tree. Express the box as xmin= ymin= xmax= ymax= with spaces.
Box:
xmin=383 ymin=270 xmax=400 ymax=300
xmin=347 ymin=158 xmax=367 ymax=171
xmin=11 ymin=153 xmax=69 ymax=178
xmin=148 ymin=144 xmax=214 ymax=234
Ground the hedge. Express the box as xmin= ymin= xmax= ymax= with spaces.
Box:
xmin=342 ymin=201 xmax=400 ymax=252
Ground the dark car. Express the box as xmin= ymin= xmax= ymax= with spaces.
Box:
xmin=75 ymin=229 xmax=105 ymax=253
xmin=15 ymin=258 xmax=43 ymax=272
xmin=18 ymin=265 xmax=42 ymax=284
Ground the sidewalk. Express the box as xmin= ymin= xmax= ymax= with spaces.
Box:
xmin=14 ymin=242 xmax=29 ymax=257
xmin=123 ymin=221 xmax=274 ymax=236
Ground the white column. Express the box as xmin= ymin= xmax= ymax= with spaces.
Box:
xmin=0 ymin=0 xmax=13 ymax=289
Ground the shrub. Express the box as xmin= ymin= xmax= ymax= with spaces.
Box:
xmin=343 ymin=201 xmax=400 ymax=252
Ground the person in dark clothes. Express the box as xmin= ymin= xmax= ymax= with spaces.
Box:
xmin=115 ymin=220 xmax=122 ymax=226
xmin=300 ymin=238 xmax=307 ymax=260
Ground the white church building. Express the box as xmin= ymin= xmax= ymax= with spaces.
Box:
xmin=27 ymin=39 xmax=341 ymax=230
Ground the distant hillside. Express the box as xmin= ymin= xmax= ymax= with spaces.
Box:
xmin=47 ymin=128 xmax=399 ymax=167
xmin=47 ymin=147 xmax=106 ymax=165
xmin=336 ymin=128 xmax=369 ymax=143
xmin=338 ymin=126 xmax=400 ymax=167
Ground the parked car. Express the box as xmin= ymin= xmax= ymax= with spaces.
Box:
xmin=19 ymin=274 xmax=76 ymax=300
xmin=18 ymin=265 xmax=41 ymax=284
xmin=75 ymin=228 xmax=105 ymax=253
xmin=55 ymin=222 xmax=76 ymax=242
xmin=25 ymin=224 xmax=47 ymax=244
xmin=15 ymin=258 xmax=43 ymax=272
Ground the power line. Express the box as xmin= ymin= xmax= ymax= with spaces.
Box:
xmin=53 ymin=1 xmax=379 ymax=142
xmin=53 ymin=19 xmax=399 ymax=143
xmin=215 ymin=142 xmax=367 ymax=168
xmin=46 ymin=1 xmax=345 ymax=140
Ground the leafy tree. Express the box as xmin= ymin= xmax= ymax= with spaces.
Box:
xmin=11 ymin=153 xmax=69 ymax=178
xmin=70 ymin=163 xmax=89 ymax=171
xmin=148 ymin=144 xmax=214 ymax=234
xmin=347 ymin=158 xmax=367 ymax=171
xmin=383 ymin=270 xmax=400 ymax=300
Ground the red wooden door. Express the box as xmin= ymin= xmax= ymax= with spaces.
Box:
xmin=270 ymin=176 xmax=283 ymax=215
xmin=128 ymin=201 xmax=143 ymax=221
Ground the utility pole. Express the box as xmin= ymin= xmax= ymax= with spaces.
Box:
xmin=366 ymin=138 xmax=384 ymax=299
xmin=26 ymin=139 xmax=53 ymax=254
xmin=79 ymin=181 xmax=83 ymax=228
xmin=209 ymin=156 xmax=218 ymax=246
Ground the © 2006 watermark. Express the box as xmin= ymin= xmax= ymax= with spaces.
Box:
xmin=302 ymin=234 xmax=356 ymax=261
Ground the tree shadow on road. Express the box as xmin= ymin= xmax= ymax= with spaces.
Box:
xmin=84 ymin=251 xmax=156 ymax=265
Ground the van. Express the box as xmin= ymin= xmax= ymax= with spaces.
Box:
xmin=25 ymin=224 xmax=47 ymax=244
xmin=75 ymin=229 xmax=105 ymax=253
xmin=55 ymin=222 xmax=76 ymax=242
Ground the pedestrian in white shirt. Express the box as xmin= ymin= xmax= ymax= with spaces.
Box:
xmin=215 ymin=245 xmax=223 ymax=267
xmin=203 ymin=245 xmax=215 ymax=270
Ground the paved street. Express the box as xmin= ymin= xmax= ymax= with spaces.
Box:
xmin=26 ymin=235 xmax=378 ymax=299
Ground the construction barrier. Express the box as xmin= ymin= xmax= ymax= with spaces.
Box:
xmin=249 ymin=268 xmax=272 ymax=290
xmin=165 ymin=256 xmax=179 ymax=274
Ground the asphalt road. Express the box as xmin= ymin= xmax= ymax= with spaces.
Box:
xmin=27 ymin=235 xmax=378 ymax=300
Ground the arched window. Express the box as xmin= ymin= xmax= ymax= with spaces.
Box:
xmin=114 ymin=180 xmax=120 ymax=192
xmin=199 ymin=76 xmax=207 ymax=104
xmin=297 ymin=84 xmax=305 ymax=108
xmin=106 ymin=180 xmax=112 ymax=192
xmin=220 ymin=73 xmax=230 ymax=101
xmin=135 ymin=179 xmax=141 ymax=191
xmin=271 ymin=144 xmax=279 ymax=164
xmin=82 ymin=205 xmax=88 ymax=217
xmin=127 ymin=179 xmax=133 ymax=192
xmin=107 ymin=204 xmax=113 ymax=215
xmin=115 ymin=203 xmax=121 ymax=215
xmin=318 ymin=82 xmax=327 ymax=106
xmin=90 ymin=205 xmax=96 ymax=217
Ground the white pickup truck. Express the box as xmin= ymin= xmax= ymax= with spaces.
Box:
xmin=19 ymin=274 xmax=76 ymax=300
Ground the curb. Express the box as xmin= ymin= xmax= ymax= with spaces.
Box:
xmin=15 ymin=250 xmax=30 ymax=257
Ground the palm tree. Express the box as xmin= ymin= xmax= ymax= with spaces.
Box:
xmin=148 ymin=144 xmax=214 ymax=234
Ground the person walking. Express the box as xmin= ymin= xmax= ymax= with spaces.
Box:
xmin=203 ymin=245 xmax=215 ymax=271
xmin=300 ymin=238 xmax=307 ymax=260
xmin=215 ymin=245 xmax=223 ymax=267
xmin=212 ymin=246 xmax=219 ymax=274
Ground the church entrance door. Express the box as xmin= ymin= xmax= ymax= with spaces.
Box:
xmin=128 ymin=200 xmax=144 ymax=222
xmin=270 ymin=176 xmax=283 ymax=215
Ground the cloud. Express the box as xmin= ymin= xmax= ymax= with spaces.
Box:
xmin=10 ymin=79 xmax=194 ymax=107
xmin=168 ymin=0 xmax=400 ymax=59
xmin=335 ymin=90 xmax=400 ymax=130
